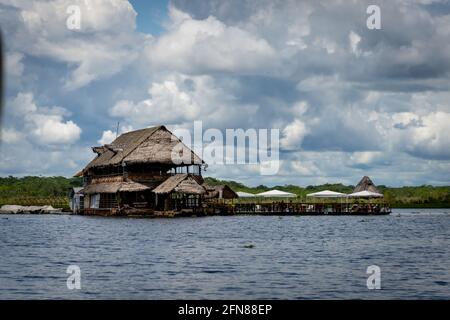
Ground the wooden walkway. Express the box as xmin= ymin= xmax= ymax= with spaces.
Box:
xmin=80 ymin=201 xmax=391 ymax=217
xmin=212 ymin=202 xmax=391 ymax=216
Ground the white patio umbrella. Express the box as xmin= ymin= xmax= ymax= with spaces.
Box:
xmin=256 ymin=190 xmax=297 ymax=198
xmin=348 ymin=190 xmax=383 ymax=198
xmin=306 ymin=190 xmax=348 ymax=211
xmin=236 ymin=191 xmax=256 ymax=198
xmin=306 ymin=190 xmax=347 ymax=198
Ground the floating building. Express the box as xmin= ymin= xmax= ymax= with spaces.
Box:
xmin=76 ymin=126 xmax=210 ymax=216
xmin=73 ymin=126 xmax=389 ymax=216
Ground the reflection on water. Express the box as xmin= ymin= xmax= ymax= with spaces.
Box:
xmin=0 ymin=209 xmax=449 ymax=299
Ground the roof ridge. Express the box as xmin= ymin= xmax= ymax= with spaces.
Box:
xmin=116 ymin=126 xmax=163 ymax=164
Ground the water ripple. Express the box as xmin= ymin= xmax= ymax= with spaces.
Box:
xmin=0 ymin=209 xmax=450 ymax=299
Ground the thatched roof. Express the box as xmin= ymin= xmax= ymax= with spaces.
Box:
xmin=203 ymin=184 xmax=238 ymax=199
xmin=80 ymin=180 xmax=154 ymax=194
xmin=153 ymin=174 xmax=206 ymax=195
xmin=119 ymin=181 xmax=155 ymax=192
xmin=81 ymin=182 xmax=122 ymax=194
xmin=80 ymin=126 xmax=204 ymax=175
xmin=74 ymin=170 xmax=83 ymax=177
xmin=353 ymin=176 xmax=381 ymax=193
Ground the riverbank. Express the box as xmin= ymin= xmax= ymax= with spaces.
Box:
xmin=1 ymin=176 xmax=450 ymax=209
xmin=0 ymin=205 xmax=64 ymax=214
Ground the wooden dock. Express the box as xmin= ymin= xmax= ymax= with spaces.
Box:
xmin=81 ymin=201 xmax=391 ymax=217
xmin=228 ymin=202 xmax=391 ymax=216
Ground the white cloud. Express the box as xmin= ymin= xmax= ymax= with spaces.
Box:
xmin=349 ymin=31 xmax=361 ymax=56
xmin=111 ymin=80 xmax=201 ymax=125
xmin=392 ymin=112 xmax=421 ymax=128
xmin=10 ymin=92 xmax=37 ymax=115
xmin=146 ymin=6 xmax=276 ymax=74
xmin=349 ymin=152 xmax=385 ymax=166
xmin=1 ymin=0 xmax=147 ymax=90
xmin=0 ymin=140 xmax=92 ymax=176
xmin=27 ymin=114 xmax=81 ymax=145
xmin=396 ymin=111 xmax=450 ymax=159
xmin=97 ymin=125 xmax=133 ymax=145
xmin=110 ymin=74 xmax=259 ymax=129
xmin=7 ymin=92 xmax=82 ymax=145
xmin=291 ymin=160 xmax=320 ymax=176
xmin=1 ymin=0 xmax=450 ymax=186
xmin=1 ymin=128 xmax=24 ymax=144
xmin=280 ymin=119 xmax=308 ymax=150
xmin=6 ymin=52 xmax=24 ymax=78
xmin=97 ymin=130 xmax=117 ymax=145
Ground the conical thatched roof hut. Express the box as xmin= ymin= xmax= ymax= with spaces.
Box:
xmin=353 ymin=176 xmax=381 ymax=194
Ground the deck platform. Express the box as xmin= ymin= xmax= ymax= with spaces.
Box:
xmin=80 ymin=202 xmax=391 ymax=217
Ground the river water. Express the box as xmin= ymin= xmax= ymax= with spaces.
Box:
xmin=0 ymin=209 xmax=449 ymax=299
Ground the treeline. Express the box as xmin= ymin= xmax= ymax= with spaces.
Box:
xmin=0 ymin=176 xmax=449 ymax=208
xmin=0 ymin=176 xmax=83 ymax=198
xmin=203 ymin=177 xmax=450 ymax=208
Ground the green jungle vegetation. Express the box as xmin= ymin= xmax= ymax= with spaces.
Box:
xmin=0 ymin=176 xmax=82 ymax=209
xmin=0 ymin=176 xmax=449 ymax=208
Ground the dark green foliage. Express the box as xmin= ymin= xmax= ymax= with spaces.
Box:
xmin=0 ymin=176 xmax=449 ymax=208
xmin=0 ymin=176 xmax=82 ymax=199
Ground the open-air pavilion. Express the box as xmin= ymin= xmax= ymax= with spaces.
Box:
xmin=306 ymin=190 xmax=347 ymax=198
xmin=256 ymin=190 xmax=297 ymax=198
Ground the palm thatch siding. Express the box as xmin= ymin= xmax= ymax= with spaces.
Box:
xmin=153 ymin=174 xmax=206 ymax=195
xmin=80 ymin=126 xmax=203 ymax=174
xmin=353 ymin=176 xmax=381 ymax=193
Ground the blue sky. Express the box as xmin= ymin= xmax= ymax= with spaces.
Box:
xmin=1 ymin=0 xmax=450 ymax=187
xmin=129 ymin=0 xmax=169 ymax=35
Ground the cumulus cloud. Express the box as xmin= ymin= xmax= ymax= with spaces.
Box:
xmin=8 ymin=92 xmax=82 ymax=145
xmin=0 ymin=91 xmax=85 ymax=175
xmin=145 ymin=6 xmax=276 ymax=74
xmin=9 ymin=92 xmax=37 ymax=114
xmin=1 ymin=0 xmax=450 ymax=186
xmin=349 ymin=31 xmax=361 ymax=56
xmin=111 ymin=79 xmax=201 ymax=125
xmin=27 ymin=114 xmax=81 ymax=145
xmin=281 ymin=119 xmax=308 ymax=150
xmin=97 ymin=130 xmax=117 ymax=145
xmin=6 ymin=52 xmax=25 ymax=78
xmin=291 ymin=160 xmax=320 ymax=176
xmin=1 ymin=128 xmax=24 ymax=144
xmin=348 ymin=151 xmax=387 ymax=168
xmin=394 ymin=111 xmax=450 ymax=160
xmin=110 ymin=74 xmax=259 ymax=129
xmin=97 ymin=125 xmax=133 ymax=145
xmin=0 ymin=0 xmax=147 ymax=90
